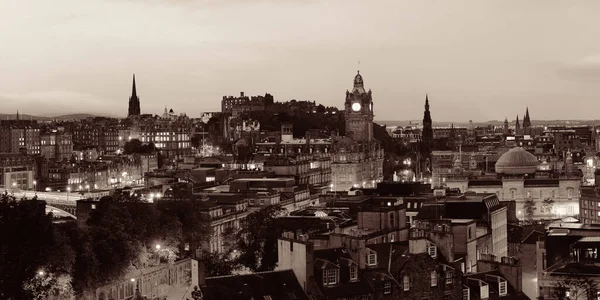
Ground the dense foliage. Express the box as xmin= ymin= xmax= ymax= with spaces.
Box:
xmin=0 ymin=192 xmax=212 ymax=299
xmin=0 ymin=193 xmax=75 ymax=299
xmin=123 ymin=139 xmax=157 ymax=154
xmin=235 ymin=205 xmax=286 ymax=272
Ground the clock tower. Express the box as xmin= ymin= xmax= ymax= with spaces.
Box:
xmin=344 ymin=71 xmax=374 ymax=141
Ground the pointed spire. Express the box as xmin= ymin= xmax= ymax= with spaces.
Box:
xmin=425 ymin=94 xmax=430 ymax=111
xmin=128 ymin=73 xmax=141 ymax=117
xmin=16 ymin=110 xmax=19 ymax=120
xmin=131 ymin=74 xmax=137 ymax=98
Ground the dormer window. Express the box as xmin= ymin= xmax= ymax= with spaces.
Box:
xmin=463 ymin=288 xmax=470 ymax=300
xmin=498 ymin=279 xmax=507 ymax=296
xmin=427 ymin=244 xmax=437 ymax=258
xmin=366 ymin=251 xmax=377 ymax=266
xmin=323 ymin=269 xmax=339 ymax=286
xmin=350 ymin=265 xmax=358 ymax=282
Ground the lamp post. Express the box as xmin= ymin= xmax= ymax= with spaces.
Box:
xmin=155 ymin=244 xmax=161 ymax=265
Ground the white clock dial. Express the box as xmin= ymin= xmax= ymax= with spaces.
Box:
xmin=352 ymin=102 xmax=361 ymax=112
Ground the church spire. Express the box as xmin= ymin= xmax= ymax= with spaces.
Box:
xmin=128 ymin=74 xmax=141 ymax=117
xmin=131 ymin=74 xmax=137 ymax=98
xmin=425 ymin=94 xmax=430 ymax=111
xmin=16 ymin=110 xmax=19 ymax=121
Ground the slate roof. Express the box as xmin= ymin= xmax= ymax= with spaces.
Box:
xmin=311 ymin=277 xmax=373 ymax=299
xmin=465 ymin=270 xmax=530 ymax=300
xmin=203 ymin=270 xmax=309 ymax=300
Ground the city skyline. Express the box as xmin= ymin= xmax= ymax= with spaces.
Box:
xmin=2 ymin=1 xmax=600 ymax=120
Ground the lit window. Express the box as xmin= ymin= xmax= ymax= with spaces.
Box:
xmin=91 ymin=204 xmax=96 ymax=210
xmin=403 ymin=275 xmax=410 ymax=291
xmin=431 ymin=271 xmax=438 ymax=287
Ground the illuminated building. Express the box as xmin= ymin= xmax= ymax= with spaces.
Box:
xmin=330 ymin=71 xmax=384 ymax=191
xmin=445 ymin=147 xmax=581 ymax=221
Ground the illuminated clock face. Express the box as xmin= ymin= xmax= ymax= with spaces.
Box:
xmin=352 ymin=102 xmax=361 ymax=112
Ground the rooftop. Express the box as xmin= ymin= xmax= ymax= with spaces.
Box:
xmin=203 ymin=269 xmax=309 ymax=300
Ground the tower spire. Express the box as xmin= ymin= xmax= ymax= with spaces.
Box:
xmin=132 ymin=74 xmax=137 ymax=98
xmin=16 ymin=110 xmax=19 ymax=120
xmin=127 ymin=73 xmax=141 ymax=117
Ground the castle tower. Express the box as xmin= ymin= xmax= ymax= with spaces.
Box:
xmin=128 ymin=74 xmax=141 ymax=117
xmin=344 ymin=71 xmax=374 ymax=142
xmin=503 ymin=117 xmax=509 ymax=135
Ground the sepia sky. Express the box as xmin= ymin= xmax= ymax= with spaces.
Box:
xmin=1 ymin=0 xmax=600 ymax=121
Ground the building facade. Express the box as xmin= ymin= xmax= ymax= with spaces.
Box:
xmin=331 ymin=72 xmax=384 ymax=191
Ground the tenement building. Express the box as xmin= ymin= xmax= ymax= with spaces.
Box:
xmin=446 ymin=147 xmax=581 ymax=221
xmin=330 ymin=71 xmax=384 ymax=191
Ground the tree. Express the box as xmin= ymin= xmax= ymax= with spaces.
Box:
xmin=190 ymin=134 xmax=202 ymax=149
xmin=0 ymin=193 xmax=75 ymax=299
xmin=524 ymin=198 xmax=536 ymax=223
xmin=542 ymin=198 xmax=555 ymax=217
xmin=124 ymin=139 xmax=157 ymax=154
xmin=202 ymin=251 xmax=239 ymax=277
xmin=22 ymin=272 xmax=75 ymax=300
xmin=553 ymin=273 xmax=599 ymax=300
xmin=236 ymin=205 xmax=286 ymax=272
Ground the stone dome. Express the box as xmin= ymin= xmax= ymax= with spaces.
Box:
xmin=495 ymin=147 xmax=539 ymax=175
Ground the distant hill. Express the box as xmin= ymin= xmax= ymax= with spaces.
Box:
xmin=0 ymin=113 xmax=109 ymax=121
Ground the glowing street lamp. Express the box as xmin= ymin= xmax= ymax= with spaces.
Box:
xmin=155 ymin=244 xmax=161 ymax=250
xmin=38 ymin=270 xmax=45 ymax=276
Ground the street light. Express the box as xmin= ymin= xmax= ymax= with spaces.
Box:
xmin=38 ymin=270 xmax=45 ymax=276
xmin=155 ymin=244 xmax=162 ymax=265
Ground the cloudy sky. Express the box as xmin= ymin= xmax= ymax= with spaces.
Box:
xmin=1 ymin=0 xmax=600 ymax=121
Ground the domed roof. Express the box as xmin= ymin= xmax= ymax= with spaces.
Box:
xmin=495 ymin=147 xmax=539 ymax=175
